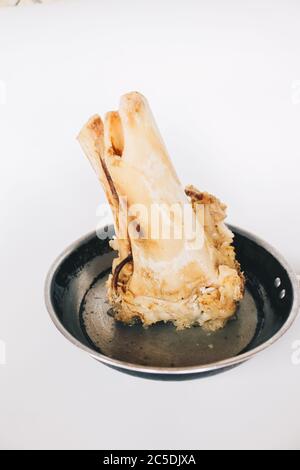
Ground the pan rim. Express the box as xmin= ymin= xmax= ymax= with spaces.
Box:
xmin=45 ymin=226 xmax=300 ymax=375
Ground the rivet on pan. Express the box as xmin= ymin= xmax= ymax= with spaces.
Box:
xmin=279 ymin=289 xmax=286 ymax=300
xmin=274 ymin=278 xmax=281 ymax=288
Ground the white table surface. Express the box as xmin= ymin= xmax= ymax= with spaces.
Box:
xmin=0 ymin=0 xmax=300 ymax=450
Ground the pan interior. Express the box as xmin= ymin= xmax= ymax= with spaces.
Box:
xmin=81 ymin=273 xmax=258 ymax=367
xmin=50 ymin=228 xmax=294 ymax=370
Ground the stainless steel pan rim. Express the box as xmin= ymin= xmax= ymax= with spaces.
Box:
xmin=45 ymin=226 xmax=300 ymax=375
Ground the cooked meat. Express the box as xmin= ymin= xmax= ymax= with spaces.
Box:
xmin=78 ymin=92 xmax=244 ymax=331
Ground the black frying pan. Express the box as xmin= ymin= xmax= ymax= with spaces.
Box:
xmin=45 ymin=225 xmax=299 ymax=380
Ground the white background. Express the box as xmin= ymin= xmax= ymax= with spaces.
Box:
xmin=0 ymin=0 xmax=300 ymax=450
